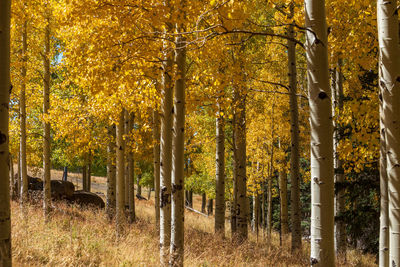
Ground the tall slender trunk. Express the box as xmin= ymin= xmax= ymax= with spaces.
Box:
xmin=43 ymin=13 xmax=52 ymax=217
xmin=215 ymin=102 xmax=225 ymax=234
xmin=333 ymin=59 xmax=346 ymax=256
xmin=207 ymin=199 xmax=214 ymax=215
xmin=305 ymin=0 xmax=335 ymax=265
xmin=267 ymin=173 xmax=272 ymax=241
xmin=378 ymin=1 xmax=400 ymax=265
xmin=153 ymin=109 xmax=161 ymax=227
xmin=201 ymin=193 xmax=206 ymax=213
xmin=287 ymin=1 xmax=301 ymax=251
xmin=137 ymin=174 xmax=142 ymax=196
xmin=20 ymin=20 xmax=28 ymax=204
xmin=231 ymin=111 xmax=238 ymax=235
xmin=379 ymin=67 xmax=389 ymax=267
xmin=252 ymin=193 xmax=259 ymax=235
xmin=279 ymin=168 xmax=289 ymax=236
xmin=159 ymin=17 xmax=174 ymax=266
xmin=0 ymin=1 xmax=11 ymax=265
xmin=124 ymin=109 xmax=129 ymax=207
xmin=87 ymin=153 xmax=91 ymax=192
xmin=82 ymin=162 xmax=87 ymax=191
xmin=235 ymin=91 xmax=248 ymax=242
xmin=170 ymin=25 xmax=186 ymax=266
xmin=10 ymin=155 xmax=15 ymax=200
xmin=17 ymin=151 xmax=21 ymax=199
xmin=127 ymin=112 xmax=135 ymax=223
xmin=106 ymin=125 xmax=116 ymax=220
xmin=116 ymin=110 xmax=125 ymax=236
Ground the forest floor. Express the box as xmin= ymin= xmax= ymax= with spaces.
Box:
xmin=11 ymin=169 xmax=377 ymax=266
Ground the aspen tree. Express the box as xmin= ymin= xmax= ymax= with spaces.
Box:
xmin=0 ymin=0 xmax=11 ymax=265
xmin=235 ymin=91 xmax=248 ymax=241
xmin=43 ymin=8 xmax=52 ymax=217
xmin=379 ymin=66 xmax=389 ymax=267
xmin=153 ymin=109 xmax=161 ymax=227
xmin=231 ymin=109 xmax=237 ymax=235
xmin=160 ymin=3 xmax=174 ymax=263
xmin=106 ymin=125 xmax=116 ymax=220
xmin=287 ymin=1 xmax=302 ymax=251
xmin=116 ymin=110 xmax=125 ymax=236
xmin=305 ymin=0 xmax=335 ymax=265
xmin=170 ymin=10 xmax=186 ymax=265
xmin=9 ymin=155 xmax=14 ymax=200
xmin=127 ymin=112 xmax=135 ymax=223
xmin=267 ymin=167 xmax=272 ymax=241
xmin=333 ymin=59 xmax=345 ymax=256
xmin=215 ymin=101 xmax=225 ymax=235
xmin=279 ymin=168 xmax=288 ymax=236
xmin=20 ymin=19 xmax=28 ymax=204
xmin=377 ymin=0 xmax=400 ymax=265
xmin=124 ymin=109 xmax=129 ymax=206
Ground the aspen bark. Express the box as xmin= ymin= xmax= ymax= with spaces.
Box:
xmin=153 ymin=109 xmax=161 ymax=227
xmin=124 ymin=109 xmax=129 ymax=207
xmin=279 ymin=169 xmax=289 ymax=236
xmin=252 ymin=194 xmax=259 ymax=236
xmin=231 ymin=112 xmax=238 ymax=235
xmin=379 ymin=70 xmax=389 ymax=267
xmin=43 ymin=12 xmax=52 ymax=217
xmin=106 ymin=125 xmax=116 ymax=220
xmin=0 ymin=1 xmax=11 ymax=264
xmin=305 ymin=0 xmax=335 ymax=265
xmin=170 ymin=26 xmax=186 ymax=266
xmin=235 ymin=92 xmax=248 ymax=242
xmin=267 ymin=175 xmax=272 ymax=241
xmin=377 ymin=1 xmax=400 ymax=265
xmin=287 ymin=1 xmax=302 ymax=251
xmin=127 ymin=112 xmax=135 ymax=223
xmin=215 ymin=102 xmax=226 ymax=235
xmin=10 ymin=155 xmax=14 ymax=200
xmin=116 ymin=110 xmax=125 ymax=236
xmin=20 ymin=20 xmax=28 ymax=204
xmin=159 ymin=19 xmax=174 ymax=266
xmin=333 ymin=59 xmax=346 ymax=256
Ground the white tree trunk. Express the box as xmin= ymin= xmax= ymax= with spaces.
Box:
xmin=159 ymin=21 xmax=174 ymax=266
xmin=0 ymin=1 xmax=11 ymax=265
xmin=215 ymin=102 xmax=225 ymax=235
xmin=127 ymin=112 xmax=135 ymax=223
xmin=379 ymin=72 xmax=389 ymax=267
xmin=106 ymin=125 xmax=116 ymax=220
xmin=287 ymin=2 xmax=302 ymax=251
xmin=305 ymin=0 xmax=335 ymax=265
xmin=333 ymin=59 xmax=346 ymax=256
xmin=43 ymin=13 xmax=52 ymax=217
xmin=153 ymin=109 xmax=161 ymax=228
xmin=20 ymin=20 xmax=28 ymax=204
xmin=170 ymin=26 xmax=186 ymax=267
xmin=377 ymin=0 xmax=400 ymax=265
xmin=116 ymin=110 xmax=125 ymax=236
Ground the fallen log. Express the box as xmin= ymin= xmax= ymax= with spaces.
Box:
xmin=184 ymin=205 xmax=208 ymax=217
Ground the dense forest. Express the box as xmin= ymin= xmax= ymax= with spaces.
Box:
xmin=0 ymin=0 xmax=397 ymax=266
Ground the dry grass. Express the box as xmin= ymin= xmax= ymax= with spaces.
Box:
xmin=11 ymin=196 xmax=377 ymax=267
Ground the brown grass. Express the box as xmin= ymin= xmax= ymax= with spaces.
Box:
xmin=11 ymin=195 xmax=377 ymax=267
